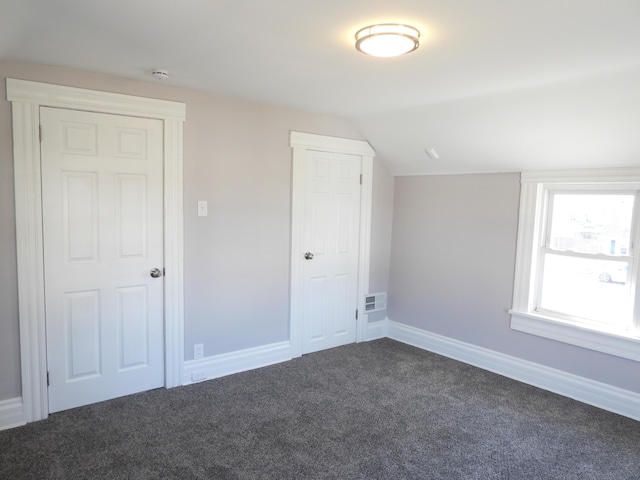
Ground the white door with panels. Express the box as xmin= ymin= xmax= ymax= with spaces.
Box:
xmin=301 ymin=150 xmax=362 ymax=354
xmin=41 ymin=107 xmax=165 ymax=413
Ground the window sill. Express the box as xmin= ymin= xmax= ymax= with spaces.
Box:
xmin=510 ymin=310 xmax=640 ymax=362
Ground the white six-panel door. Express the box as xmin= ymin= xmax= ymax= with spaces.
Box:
xmin=302 ymin=150 xmax=362 ymax=354
xmin=41 ymin=107 xmax=165 ymax=413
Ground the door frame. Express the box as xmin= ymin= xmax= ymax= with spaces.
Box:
xmin=289 ymin=131 xmax=375 ymax=357
xmin=7 ymin=79 xmax=186 ymax=422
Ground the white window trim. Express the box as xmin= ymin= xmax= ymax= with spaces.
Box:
xmin=510 ymin=168 xmax=640 ymax=362
xmin=7 ymin=79 xmax=186 ymax=422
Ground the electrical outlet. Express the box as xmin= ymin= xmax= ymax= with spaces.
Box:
xmin=191 ymin=371 xmax=206 ymax=382
xmin=194 ymin=343 xmax=204 ymax=360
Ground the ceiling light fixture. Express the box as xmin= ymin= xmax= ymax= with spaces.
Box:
xmin=355 ymin=24 xmax=420 ymax=57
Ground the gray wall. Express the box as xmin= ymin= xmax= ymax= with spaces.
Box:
xmin=388 ymin=173 xmax=640 ymax=393
xmin=367 ymin=158 xmax=394 ymax=323
xmin=0 ymin=60 xmax=394 ymax=400
xmin=0 ymin=74 xmax=20 ymax=401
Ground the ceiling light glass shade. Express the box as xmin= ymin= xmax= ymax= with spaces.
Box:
xmin=355 ymin=24 xmax=420 ymax=57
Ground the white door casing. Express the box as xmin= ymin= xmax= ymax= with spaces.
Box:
xmin=290 ymin=131 xmax=375 ymax=357
xmin=41 ymin=108 xmax=165 ymax=412
xmin=7 ymin=79 xmax=185 ymax=422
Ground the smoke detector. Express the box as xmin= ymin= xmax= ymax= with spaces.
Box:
xmin=151 ymin=69 xmax=169 ymax=80
xmin=425 ymin=147 xmax=440 ymax=159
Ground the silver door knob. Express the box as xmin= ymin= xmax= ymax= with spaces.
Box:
xmin=304 ymin=252 xmax=314 ymax=260
xmin=150 ymin=268 xmax=162 ymax=278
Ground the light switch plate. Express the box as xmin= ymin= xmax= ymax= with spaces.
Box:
xmin=197 ymin=201 xmax=208 ymax=217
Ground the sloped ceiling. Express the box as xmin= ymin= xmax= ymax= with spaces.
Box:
xmin=2 ymin=0 xmax=639 ymax=175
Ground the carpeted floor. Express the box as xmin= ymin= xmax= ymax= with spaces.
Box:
xmin=1 ymin=338 xmax=639 ymax=479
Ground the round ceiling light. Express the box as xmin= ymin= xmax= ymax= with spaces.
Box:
xmin=355 ymin=24 xmax=420 ymax=57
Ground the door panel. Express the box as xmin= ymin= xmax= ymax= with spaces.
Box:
xmin=41 ymin=107 xmax=164 ymax=413
xmin=302 ymin=150 xmax=361 ymax=354
xmin=63 ymin=172 xmax=99 ymax=262
xmin=117 ymin=285 xmax=150 ymax=370
xmin=116 ymin=174 xmax=147 ymax=258
xmin=65 ymin=290 xmax=101 ymax=379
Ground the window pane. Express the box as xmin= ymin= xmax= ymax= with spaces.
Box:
xmin=549 ymin=194 xmax=634 ymax=255
xmin=539 ymin=254 xmax=631 ymax=326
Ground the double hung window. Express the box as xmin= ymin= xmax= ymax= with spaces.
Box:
xmin=510 ymin=170 xmax=640 ymax=361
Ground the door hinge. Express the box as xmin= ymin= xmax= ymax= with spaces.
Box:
xmin=46 ymin=371 xmax=50 ymax=386
xmin=359 ymin=173 xmax=363 ymax=185
xmin=39 ymin=125 xmax=43 ymax=142
xmin=355 ymin=308 xmax=358 ymax=320
xmin=163 ymin=267 xmax=166 ymax=276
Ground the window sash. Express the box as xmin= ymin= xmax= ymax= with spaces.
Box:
xmin=535 ymin=252 xmax=633 ymax=330
xmin=544 ymin=188 xmax=637 ymax=255
xmin=533 ymin=188 xmax=639 ymax=331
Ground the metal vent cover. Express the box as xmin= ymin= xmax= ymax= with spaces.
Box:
xmin=364 ymin=292 xmax=387 ymax=313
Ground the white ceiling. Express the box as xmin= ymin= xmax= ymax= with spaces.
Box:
xmin=2 ymin=0 xmax=640 ymax=175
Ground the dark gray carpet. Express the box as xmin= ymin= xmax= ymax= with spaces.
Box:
xmin=1 ymin=339 xmax=639 ymax=479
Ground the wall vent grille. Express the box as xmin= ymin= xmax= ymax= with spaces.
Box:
xmin=364 ymin=292 xmax=387 ymax=313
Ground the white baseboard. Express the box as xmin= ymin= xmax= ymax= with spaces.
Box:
xmin=182 ymin=341 xmax=291 ymax=385
xmin=182 ymin=321 xmax=390 ymax=387
xmin=0 ymin=397 xmax=26 ymax=431
xmin=366 ymin=318 xmax=388 ymax=341
xmin=387 ymin=320 xmax=640 ymax=422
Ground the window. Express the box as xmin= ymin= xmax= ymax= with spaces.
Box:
xmin=510 ymin=169 xmax=640 ymax=361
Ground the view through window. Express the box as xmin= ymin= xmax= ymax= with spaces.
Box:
xmin=537 ymin=192 xmax=635 ymax=330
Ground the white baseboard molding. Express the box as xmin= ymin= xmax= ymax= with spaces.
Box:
xmin=366 ymin=318 xmax=388 ymax=341
xmin=387 ymin=320 xmax=640 ymax=422
xmin=182 ymin=341 xmax=291 ymax=386
xmin=0 ymin=397 xmax=26 ymax=431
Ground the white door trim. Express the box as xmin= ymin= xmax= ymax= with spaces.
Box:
xmin=289 ymin=131 xmax=375 ymax=357
xmin=6 ymin=79 xmax=186 ymax=422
